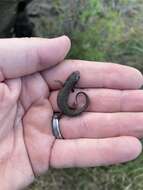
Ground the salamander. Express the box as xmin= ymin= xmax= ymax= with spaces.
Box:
xmin=57 ymin=71 xmax=89 ymax=117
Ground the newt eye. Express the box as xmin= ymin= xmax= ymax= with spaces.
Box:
xmin=75 ymin=74 xmax=80 ymax=81
xmin=73 ymin=71 xmax=80 ymax=80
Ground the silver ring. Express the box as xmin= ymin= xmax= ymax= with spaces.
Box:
xmin=52 ymin=113 xmax=64 ymax=139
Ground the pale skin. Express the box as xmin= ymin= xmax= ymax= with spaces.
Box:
xmin=0 ymin=36 xmax=142 ymax=190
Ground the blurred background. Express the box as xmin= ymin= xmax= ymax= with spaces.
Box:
xmin=2 ymin=0 xmax=143 ymax=189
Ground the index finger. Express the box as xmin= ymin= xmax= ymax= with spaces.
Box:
xmin=0 ymin=36 xmax=71 ymax=81
xmin=43 ymin=60 xmax=143 ymax=90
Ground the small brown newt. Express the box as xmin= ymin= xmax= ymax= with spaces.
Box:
xmin=57 ymin=71 xmax=89 ymax=117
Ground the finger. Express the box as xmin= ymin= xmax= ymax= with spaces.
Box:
xmin=50 ymin=137 xmax=142 ymax=168
xmin=58 ymin=112 xmax=143 ymax=139
xmin=0 ymin=36 xmax=71 ymax=81
xmin=50 ymin=89 xmax=143 ymax=112
xmin=43 ymin=60 xmax=143 ymax=90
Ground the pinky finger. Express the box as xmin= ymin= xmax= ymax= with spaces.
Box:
xmin=50 ymin=136 xmax=142 ymax=168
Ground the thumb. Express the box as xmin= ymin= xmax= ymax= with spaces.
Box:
xmin=0 ymin=36 xmax=71 ymax=81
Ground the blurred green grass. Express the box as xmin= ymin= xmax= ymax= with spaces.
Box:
xmin=27 ymin=0 xmax=143 ymax=189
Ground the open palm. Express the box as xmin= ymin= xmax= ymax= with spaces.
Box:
xmin=0 ymin=36 xmax=143 ymax=190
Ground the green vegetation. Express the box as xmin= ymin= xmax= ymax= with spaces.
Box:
xmin=28 ymin=0 xmax=143 ymax=189
xmin=69 ymin=0 xmax=143 ymax=71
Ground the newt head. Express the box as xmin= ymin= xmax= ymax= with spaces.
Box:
xmin=68 ymin=71 xmax=80 ymax=82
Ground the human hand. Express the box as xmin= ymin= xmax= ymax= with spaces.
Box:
xmin=0 ymin=36 xmax=70 ymax=189
xmin=0 ymin=37 xmax=143 ymax=190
